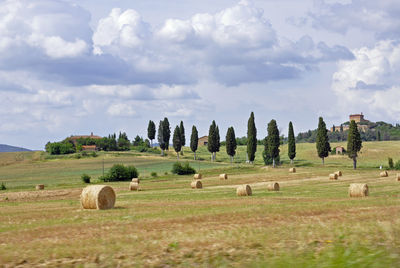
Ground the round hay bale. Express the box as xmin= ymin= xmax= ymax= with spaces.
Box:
xmin=289 ymin=168 xmax=296 ymax=173
xmin=129 ymin=182 xmax=140 ymax=191
xmin=267 ymin=182 xmax=280 ymax=191
xmin=329 ymin=173 xmax=338 ymax=180
xmin=334 ymin=171 xmax=342 ymax=177
xmin=236 ymin=185 xmax=252 ymax=196
xmin=131 ymin=178 xmax=140 ymax=183
xmin=35 ymin=184 xmax=44 ymax=190
xmin=219 ymin=174 xmax=228 ymax=180
xmin=380 ymin=171 xmax=388 ymax=177
xmin=80 ymin=185 xmax=116 ymax=210
xmin=397 ymin=174 xmax=400 ymax=181
xmin=191 ymin=180 xmax=202 ymax=189
xmin=193 ymin=174 xmax=202 ymax=180
xmin=348 ymin=183 xmax=369 ymax=197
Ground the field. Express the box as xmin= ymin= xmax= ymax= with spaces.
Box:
xmin=0 ymin=141 xmax=400 ymax=267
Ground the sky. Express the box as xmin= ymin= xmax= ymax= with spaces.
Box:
xmin=1 ymin=0 xmax=400 ymax=150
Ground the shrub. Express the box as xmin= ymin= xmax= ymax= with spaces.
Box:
xmin=0 ymin=182 xmax=6 ymax=190
xmin=99 ymin=164 xmax=139 ymax=182
xmin=90 ymin=152 xmax=98 ymax=157
xmin=171 ymin=162 xmax=196 ymax=175
xmin=388 ymin=157 xmax=394 ymax=169
xmin=151 ymin=172 xmax=158 ymax=178
xmin=81 ymin=174 xmax=91 ymax=183
xmin=126 ymin=165 xmax=139 ymax=179
xmin=394 ymin=160 xmax=400 ymax=170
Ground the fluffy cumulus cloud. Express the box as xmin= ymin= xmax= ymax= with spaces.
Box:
xmin=308 ymin=0 xmax=400 ymax=40
xmin=332 ymin=40 xmax=400 ymax=120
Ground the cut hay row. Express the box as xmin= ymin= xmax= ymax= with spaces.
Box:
xmin=80 ymin=185 xmax=116 ymax=210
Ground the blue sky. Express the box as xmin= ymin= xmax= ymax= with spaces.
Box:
xmin=1 ymin=0 xmax=400 ymax=150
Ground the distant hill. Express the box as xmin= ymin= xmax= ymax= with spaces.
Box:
xmin=0 ymin=144 xmax=31 ymax=153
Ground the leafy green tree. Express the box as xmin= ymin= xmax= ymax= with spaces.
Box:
xmin=226 ymin=127 xmax=237 ymax=164
xmin=316 ymin=117 xmax=331 ymax=164
xmin=247 ymin=112 xmax=257 ymax=163
xmin=173 ymin=125 xmax=182 ymax=160
xmin=267 ymin=119 xmax=280 ymax=167
xmin=347 ymin=120 xmax=362 ymax=169
xmin=190 ymin=125 xmax=199 ymax=160
xmin=288 ymin=121 xmax=296 ymax=164
xmin=157 ymin=120 xmax=166 ymax=156
xmin=147 ymin=120 xmax=156 ymax=147
xmin=117 ymin=132 xmax=130 ymax=151
xmin=162 ymin=117 xmax=171 ymax=150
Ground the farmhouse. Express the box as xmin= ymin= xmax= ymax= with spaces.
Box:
xmin=335 ymin=146 xmax=345 ymax=154
xmin=68 ymin=132 xmax=102 ymax=145
xmin=198 ymin=136 xmax=208 ymax=147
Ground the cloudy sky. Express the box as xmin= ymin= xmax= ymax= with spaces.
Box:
xmin=1 ymin=0 xmax=400 ymax=150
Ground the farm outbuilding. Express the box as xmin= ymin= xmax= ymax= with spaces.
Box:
xmin=335 ymin=146 xmax=345 ymax=154
xmin=198 ymin=136 xmax=208 ymax=147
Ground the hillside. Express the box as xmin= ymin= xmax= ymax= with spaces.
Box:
xmin=0 ymin=144 xmax=31 ymax=153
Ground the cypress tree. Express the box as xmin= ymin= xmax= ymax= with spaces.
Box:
xmin=215 ymin=125 xmax=220 ymax=154
xmin=226 ymin=127 xmax=237 ymax=164
xmin=288 ymin=121 xmax=296 ymax=164
xmin=340 ymin=124 xmax=343 ymax=132
xmin=147 ymin=120 xmax=156 ymax=147
xmin=247 ymin=112 xmax=257 ymax=163
xmin=179 ymin=121 xmax=185 ymax=155
xmin=316 ymin=117 xmax=331 ymax=164
xmin=157 ymin=120 xmax=165 ymax=156
xmin=190 ymin=125 xmax=199 ymax=160
xmin=208 ymin=121 xmax=216 ymax=161
xmin=377 ymin=131 xmax=381 ymax=141
xmin=267 ymin=119 xmax=280 ymax=168
xmin=162 ymin=117 xmax=171 ymax=150
xmin=347 ymin=120 xmax=362 ymax=169
xmin=172 ymin=125 xmax=182 ymax=160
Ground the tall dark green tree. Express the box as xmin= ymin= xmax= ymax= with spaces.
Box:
xmin=190 ymin=125 xmax=199 ymax=160
xmin=162 ymin=117 xmax=171 ymax=150
xmin=288 ymin=121 xmax=296 ymax=164
xmin=147 ymin=120 xmax=156 ymax=147
xmin=347 ymin=120 xmax=362 ymax=169
xmin=377 ymin=131 xmax=381 ymax=141
xmin=316 ymin=117 xmax=331 ymax=164
xmin=172 ymin=125 xmax=182 ymax=160
xmin=267 ymin=119 xmax=280 ymax=168
xmin=208 ymin=120 xmax=220 ymax=161
xmin=247 ymin=112 xmax=257 ymax=163
xmin=179 ymin=121 xmax=185 ymax=155
xmin=226 ymin=127 xmax=237 ymax=164
xmin=157 ymin=121 xmax=166 ymax=156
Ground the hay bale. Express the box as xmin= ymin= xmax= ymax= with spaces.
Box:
xmin=380 ymin=171 xmax=388 ymax=177
xmin=329 ymin=173 xmax=338 ymax=180
xmin=35 ymin=184 xmax=44 ymax=190
xmin=194 ymin=174 xmax=202 ymax=180
xmin=236 ymin=185 xmax=252 ymax=196
xmin=267 ymin=182 xmax=280 ymax=191
xmin=397 ymin=174 xmax=400 ymax=181
xmin=131 ymin=178 xmax=140 ymax=183
xmin=219 ymin=174 xmax=228 ymax=180
xmin=129 ymin=182 xmax=140 ymax=191
xmin=80 ymin=185 xmax=116 ymax=210
xmin=349 ymin=183 xmax=369 ymax=197
xmin=191 ymin=180 xmax=202 ymax=189
xmin=289 ymin=168 xmax=296 ymax=173
xmin=334 ymin=171 xmax=342 ymax=177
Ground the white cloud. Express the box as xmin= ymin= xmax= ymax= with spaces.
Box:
xmin=107 ymin=103 xmax=136 ymax=116
xmin=332 ymin=40 xmax=400 ymax=120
